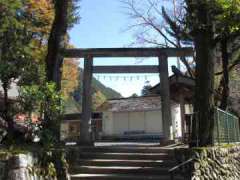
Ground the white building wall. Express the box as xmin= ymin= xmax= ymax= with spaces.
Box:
xmin=113 ymin=112 xmax=129 ymax=134
xmin=145 ymin=110 xmax=163 ymax=133
xmin=171 ymin=104 xmax=182 ymax=138
xmin=103 ymin=110 xmax=164 ymax=136
xmin=102 ymin=104 xmax=183 ymax=138
xmin=129 ymin=112 xmax=145 ymax=131
xmin=60 ymin=122 xmax=68 ymax=141
xmin=102 ymin=111 xmax=113 ymax=135
xmin=185 ymin=104 xmax=193 ymax=114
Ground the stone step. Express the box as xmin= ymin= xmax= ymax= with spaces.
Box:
xmin=76 ymin=159 xmax=176 ymax=167
xmin=78 ymin=146 xmax=174 ymax=154
xmin=79 ymin=152 xmax=171 ymax=160
xmin=69 ymin=145 xmax=183 ymax=180
xmin=70 ymin=173 xmax=184 ymax=180
xmin=70 ymin=165 xmax=171 ymax=175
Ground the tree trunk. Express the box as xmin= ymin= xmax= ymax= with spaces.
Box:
xmin=193 ymin=31 xmax=215 ymax=146
xmin=45 ymin=0 xmax=69 ymax=90
xmin=219 ymin=38 xmax=229 ymax=110
xmin=189 ymin=1 xmax=216 ymax=147
xmin=2 ymin=82 xmax=8 ymax=120
xmin=2 ymin=82 xmax=14 ymax=138
xmin=43 ymin=0 xmax=69 ymax=150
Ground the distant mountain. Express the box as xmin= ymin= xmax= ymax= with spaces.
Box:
xmin=63 ymin=98 xmax=82 ymax=114
xmin=92 ymin=77 xmax=122 ymax=99
xmin=63 ymin=68 xmax=122 ymax=113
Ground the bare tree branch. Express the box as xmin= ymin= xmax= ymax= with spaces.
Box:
xmin=215 ymin=41 xmax=240 ymax=76
xmin=122 ymin=0 xmax=178 ymax=47
xmin=121 ymin=0 xmax=195 ymax=78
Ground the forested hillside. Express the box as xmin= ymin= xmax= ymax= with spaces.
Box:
xmin=62 ymin=59 xmax=121 ymax=113
xmin=92 ymin=78 xmax=122 ymax=99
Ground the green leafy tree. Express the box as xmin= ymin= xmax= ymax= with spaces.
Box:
xmin=18 ymin=83 xmax=63 ymax=147
xmin=141 ymin=81 xmax=152 ymax=96
xmin=185 ymin=0 xmax=217 ymax=146
xmin=130 ymin=93 xmax=138 ymax=98
xmin=214 ymin=0 xmax=240 ymax=109
xmin=0 ymin=0 xmax=34 ymax=138
xmin=186 ymin=0 xmax=240 ymax=146
xmin=0 ymin=0 xmax=64 ymax=144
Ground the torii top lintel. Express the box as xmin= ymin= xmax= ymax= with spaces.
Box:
xmin=64 ymin=47 xmax=194 ymax=58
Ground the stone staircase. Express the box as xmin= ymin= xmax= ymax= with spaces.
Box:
xmin=69 ymin=144 xmax=184 ymax=180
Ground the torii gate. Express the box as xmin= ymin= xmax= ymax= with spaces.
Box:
xmin=64 ymin=48 xmax=193 ymax=144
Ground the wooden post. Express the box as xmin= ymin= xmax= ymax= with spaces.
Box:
xmin=159 ymin=54 xmax=172 ymax=142
xmin=80 ymin=55 xmax=93 ymax=145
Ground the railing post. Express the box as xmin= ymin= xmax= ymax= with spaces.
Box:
xmin=237 ymin=117 xmax=240 ymax=142
xmin=236 ymin=117 xmax=239 ymax=142
xmin=234 ymin=116 xmax=239 ymax=142
xmin=226 ymin=113 xmax=230 ymax=144
xmin=216 ymin=109 xmax=220 ymax=145
xmin=236 ymin=117 xmax=238 ymax=142
xmin=233 ymin=116 xmax=236 ymax=142
xmin=170 ymin=172 xmax=174 ymax=180
xmin=195 ymin=112 xmax=199 ymax=147
xmin=236 ymin=118 xmax=238 ymax=142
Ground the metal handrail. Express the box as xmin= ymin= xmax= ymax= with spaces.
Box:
xmin=215 ymin=107 xmax=238 ymax=119
xmin=168 ymin=158 xmax=194 ymax=180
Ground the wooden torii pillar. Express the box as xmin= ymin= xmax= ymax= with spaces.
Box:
xmin=64 ymin=48 xmax=193 ymax=145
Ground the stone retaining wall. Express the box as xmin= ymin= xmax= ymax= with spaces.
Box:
xmin=7 ymin=153 xmax=50 ymax=180
xmin=192 ymin=146 xmax=240 ymax=180
xmin=0 ymin=151 xmax=9 ymax=180
xmin=175 ymin=145 xmax=240 ymax=180
xmin=0 ymin=150 xmax=70 ymax=180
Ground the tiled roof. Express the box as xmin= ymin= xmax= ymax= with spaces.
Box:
xmin=149 ymin=74 xmax=195 ymax=92
xmin=97 ymin=96 xmax=165 ymax=112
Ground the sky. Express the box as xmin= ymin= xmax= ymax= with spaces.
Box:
xmin=69 ymin=0 xmax=178 ymax=97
